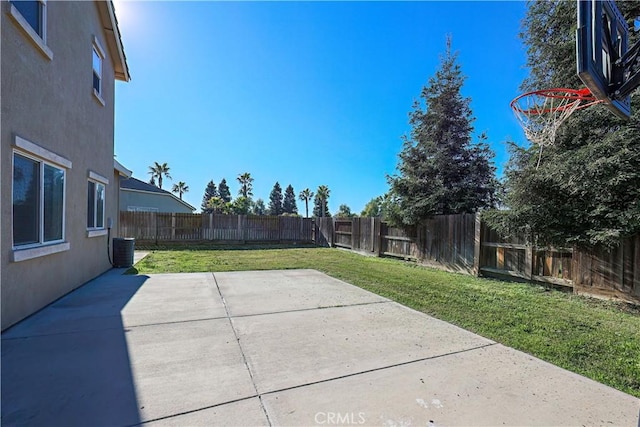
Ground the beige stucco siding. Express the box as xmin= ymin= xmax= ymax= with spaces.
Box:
xmin=1 ymin=2 xmax=123 ymax=330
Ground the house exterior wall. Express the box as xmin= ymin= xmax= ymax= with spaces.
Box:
xmin=1 ymin=1 xmax=122 ymax=330
xmin=120 ymin=190 xmax=195 ymax=214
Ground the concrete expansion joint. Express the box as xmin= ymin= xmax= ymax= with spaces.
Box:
xmin=123 ymin=316 xmax=229 ymax=330
xmin=123 ymin=395 xmax=261 ymax=427
xmin=1 ymin=324 xmax=128 ymax=341
xmin=211 ymin=273 xmax=274 ymax=427
xmin=228 ymin=299 xmax=392 ymax=320
xmin=260 ymin=342 xmax=499 ymax=398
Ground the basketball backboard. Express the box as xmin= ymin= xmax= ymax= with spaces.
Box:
xmin=576 ymin=0 xmax=637 ymax=119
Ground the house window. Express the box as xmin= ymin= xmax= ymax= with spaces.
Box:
xmin=87 ymin=181 xmax=105 ymax=229
xmin=92 ymin=47 xmax=102 ymax=94
xmin=13 ymin=152 xmax=65 ymax=247
xmin=11 ymin=0 xmax=45 ymax=38
xmin=91 ymin=36 xmax=106 ymax=105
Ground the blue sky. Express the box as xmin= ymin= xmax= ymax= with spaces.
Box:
xmin=113 ymin=1 xmax=529 ymax=214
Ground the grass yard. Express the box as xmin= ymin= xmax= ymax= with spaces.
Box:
xmin=132 ymin=245 xmax=640 ymax=398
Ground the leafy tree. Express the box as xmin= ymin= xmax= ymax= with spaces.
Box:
xmin=268 ymin=182 xmax=284 ymax=215
xmin=218 ymin=178 xmax=232 ymax=203
xmin=283 ymin=184 xmax=298 ymax=215
xmin=360 ymin=196 xmax=383 ymax=217
xmin=201 ymin=180 xmax=218 ymax=213
xmin=171 ymin=181 xmax=189 ymax=200
xmin=237 ymin=172 xmax=254 ymax=198
xmin=387 ymin=36 xmax=497 ymax=226
xmin=313 ymin=185 xmax=331 ymax=217
xmin=148 ymin=162 xmax=171 ymax=189
xmin=231 ymin=196 xmax=253 ymax=215
xmin=335 ymin=204 xmax=354 ymax=218
xmin=206 ymin=196 xmax=231 ymax=214
xmin=148 ymin=176 xmax=156 ymax=186
xmin=486 ymin=1 xmax=640 ymax=247
xmin=252 ymin=198 xmax=266 ymax=215
xmin=298 ymin=188 xmax=314 ymax=218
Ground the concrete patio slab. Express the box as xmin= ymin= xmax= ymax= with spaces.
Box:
xmin=262 ymin=343 xmax=640 ymax=426
xmin=216 ymin=269 xmax=388 ymax=317
xmin=121 ymin=272 xmax=227 ymax=327
xmin=2 ymin=268 xmax=638 ymax=426
xmin=1 ymin=271 xmax=147 ymax=338
xmin=2 ymin=318 xmax=257 ymax=426
xmin=124 ymin=319 xmax=257 ymax=422
xmin=142 ymin=398 xmax=269 ymax=426
xmin=232 ymin=301 xmax=493 ymax=393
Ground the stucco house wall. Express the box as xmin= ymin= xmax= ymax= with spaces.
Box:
xmin=1 ymin=1 xmax=129 ymax=330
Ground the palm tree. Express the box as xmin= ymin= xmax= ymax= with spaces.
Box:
xmin=172 ymin=181 xmax=189 ymax=200
xmin=298 ymin=188 xmax=314 ymax=218
xmin=237 ymin=172 xmax=254 ymax=198
xmin=148 ymin=162 xmax=171 ymax=189
xmin=317 ymin=185 xmax=330 ymax=218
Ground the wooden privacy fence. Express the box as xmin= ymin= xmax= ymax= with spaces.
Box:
xmin=119 ymin=211 xmax=639 ymax=304
xmin=326 ymin=214 xmax=477 ymax=274
xmin=321 ymin=214 xmax=640 ymax=304
xmin=119 ymin=212 xmax=314 ymax=244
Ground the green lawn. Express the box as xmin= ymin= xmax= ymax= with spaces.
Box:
xmin=133 ymin=245 xmax=640 ymax=398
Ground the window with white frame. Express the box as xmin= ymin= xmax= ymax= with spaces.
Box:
xmin=13 ymin=152 xmax=66 ymax=247
xmin=10 ymin=0 xmax=46 ymax=39
xmin=87 ymin=180 xmax=106 ymax=229
xmin=92 ymin=37 xmax=105 ymax=99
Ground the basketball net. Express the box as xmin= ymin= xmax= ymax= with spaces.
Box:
xmin=510 ymin=88 xmax=602 ymax=168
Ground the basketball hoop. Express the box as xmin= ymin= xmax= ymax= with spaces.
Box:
xmin=510 ymin=88 xmax=602 ymax=168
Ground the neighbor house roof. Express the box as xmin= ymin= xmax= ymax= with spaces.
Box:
xmin=96 ymin=1 xmax=130 ymax=81
xmin=114 ymin=159 xmax=132 ymax=177
xmin=120 ymin=177 xmax=196 ymax=211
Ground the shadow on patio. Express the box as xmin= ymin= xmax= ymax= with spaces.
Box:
xmin=1 ymin=270 xmax=148 ymax=426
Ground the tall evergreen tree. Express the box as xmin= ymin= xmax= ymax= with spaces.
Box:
xmin=268 ymin=182 xmax=284 ymax=215
xmin=201 ymin=180 xmax=218 ymax=213
xmin=313 ymin=185 xmax=331 ymax=217
xmin=218 ymin=178 xmax=232 ymax=203
xmin=283 ymin=184 xmax=298 ymax=215
xmin=387 ymin=36 xmax=497 ymax=226
xmin=253 ymin=199 xmax=266 ymax=215
xmin=486 ymin=1 xmax=640 ymax=247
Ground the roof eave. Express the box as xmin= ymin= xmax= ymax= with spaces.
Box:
xmin=99 ymin=1 xmax=130 ymax=82
xmin=114 ymin=158 xmax=132 ymax=177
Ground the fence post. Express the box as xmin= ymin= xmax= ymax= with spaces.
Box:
xmin=473 ymin=212 xmax=482 ymax=276
xmin=171 ymin=213 xmax=176 ymax=240
xmin=154 ymin=212 xmax=158 ymax=245
xmin=351 ymin=218 xmax=356 ymax=250
xmin=370 ymin=217 xmax=376 ymax=254
xmin=525 ymin=234 xmax=534 ymax=280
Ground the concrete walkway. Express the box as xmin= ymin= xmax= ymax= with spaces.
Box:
xmin=1 ymin=268 xmax=638 ymax=426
